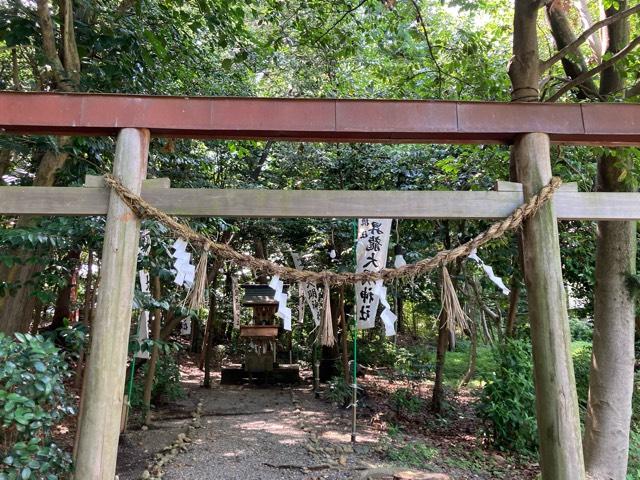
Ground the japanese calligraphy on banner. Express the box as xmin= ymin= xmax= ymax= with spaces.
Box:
xmin=356 ymin=219 xmax=393 ymax=329
xmin=291 ymin=252 xmax=322 ymax=326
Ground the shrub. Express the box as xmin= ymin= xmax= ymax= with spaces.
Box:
xmin=325 ymin=375 xmax=352 ymax=408
xmin=572 ymin=343 xmax=592 ymax=410
xmin=569 ymin=317 xmax=593 ymax=342
xmin=477 ymin=340 xmax=538 ymax=454
xmin=0 ymin=333 xmax=74 ymax=479
xmin=130 ymin=353 xmax=184 ymax=410
xmin=151 ymin=355 xmax=183 ymax=405
xmin=390 ymin=388 xmax=424 ymax=415
xmin=358 ymin=337 xmax=431 ymax=381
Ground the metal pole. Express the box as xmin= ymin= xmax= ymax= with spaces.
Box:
xmin=351 ymin=219 xmax=358 ymax=443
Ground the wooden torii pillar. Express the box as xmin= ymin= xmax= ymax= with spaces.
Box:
xmin=514 ymin=133 xmax=584 ymax=479
xmin=74 ymin=128 xmax=149 ymax=479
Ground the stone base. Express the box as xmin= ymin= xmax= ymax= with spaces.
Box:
xmin=221 ymin=364 xmax=301 ymax=385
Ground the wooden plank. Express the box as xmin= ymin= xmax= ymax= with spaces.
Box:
xmin=2 ymin=92 xmax=640 ymax=145
xmin=2 ymin=187 xmax=640 ymax=220
xmin=74 ymin=128 xmax=150 ymax=480
xmin=496 ymin=180 xmax=578 ymax=192
xmin=514 ymin=133 xmax=584 ymax=479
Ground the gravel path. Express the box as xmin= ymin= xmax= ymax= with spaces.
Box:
xmin=117 ymin=373 xmax=399 ymax=480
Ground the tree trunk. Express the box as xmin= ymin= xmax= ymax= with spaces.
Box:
xmin=203 ymin=265 xmax=221 ymax=388
xmin=515 ymin=133 xmax=585 ymax=480
xmin=432 ymin=223 xmax=452 ymax=413
xmin=396 ymin=287 xmax=404 ymax=334
xmin=508 ymin=0 xmax=541 ymax=102
xmin=459 ymin=317 xmax=477 ymax=388
xmin=0 ymin=144 xmax=72 ymax=334
xmin=338 ymin=286 xmax=350 ymax=383
xmin=582 ymin=4 xmax=635 ymax=478
xmin=51 ymin=248 xmax=81 ymax=329
xmin=0 ymin=149 xmax=11 ymax=184
xmin=142 ymin=276 xmax=162 ymax=424
xmin=545 ymin=4 xmax=598 ymax=99
xmin=0 ymin=0 xmax=80 ymax=333
xmin=431 ymin=309 xmax=449 ymax=413
xmin=583 ymin=156 xmax=636 ymax=480
xmin=505 ymin=279 xmax=520 ymax=338
xmin=75 ymin=250 xmax=94 ymax=388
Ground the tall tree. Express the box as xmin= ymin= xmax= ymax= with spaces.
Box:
xmin=542 ymin=2 xmax=638 ymax=477
xmin=0 ymin=0 xmax=80 ymax=333
xmin=509 ymin=1 xmax=585 ymax=478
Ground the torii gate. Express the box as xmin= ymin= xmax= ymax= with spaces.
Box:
xmin=2 ymin=92 xmax=640 ymax=480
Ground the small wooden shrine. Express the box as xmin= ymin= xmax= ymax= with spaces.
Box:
xmin=239 ymin=284 xmax=280 ymax=372
xmin=221 ymin=283 xmax=300 ymax=384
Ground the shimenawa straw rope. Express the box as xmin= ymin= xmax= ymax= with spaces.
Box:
xmin=103 ymin=174 xmax=561 ymax=286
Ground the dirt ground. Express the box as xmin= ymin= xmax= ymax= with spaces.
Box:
xmin=115 ymin=362 xmax=537 ymax=480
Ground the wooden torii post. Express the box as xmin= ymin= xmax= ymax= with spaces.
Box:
xmin=2 ymin=93 xmax=640 ymax=479
xmin=73 ymin=128 xmax=150 ymax=478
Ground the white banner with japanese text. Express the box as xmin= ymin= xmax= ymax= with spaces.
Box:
xmin=355 ymin=219 xmax=392 ymax=329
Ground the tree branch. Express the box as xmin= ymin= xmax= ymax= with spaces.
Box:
xmin=35 ymin=0 xmax=74 ymax=91
xmin=541 ymin=3 xmax=640 ymax=71
xmin=313 ymin=0 xmax=368 ymax=44
xmin=625 ymin=80 xmax=640 ymax=99
xmin=410 ymin=0 xmax=443 ymax=97
xmin=60 ymin=0 xmax=80 ymax=87
xmin=546 ymin=34 xmax=640 ymax=102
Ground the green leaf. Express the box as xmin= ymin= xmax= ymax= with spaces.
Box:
xmin=21 ymin=467 xmax=31 ymax=480
xmin=33 ymin=362 xmax=46 ymax=373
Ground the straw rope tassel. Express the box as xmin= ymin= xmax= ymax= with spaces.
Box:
xmin=188 ymin=243 xmax=210 ymax=310
xmin=439 ymin=266 xmax=470 ymax=333
xmin=319 ymin=280 xmax=336 ymax=346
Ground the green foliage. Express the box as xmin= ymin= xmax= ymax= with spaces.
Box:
xmin=478 ymin=340 xmax=538 ymax=454
xmin=569 ymin=317 xmax=593 ymax=342
xmin=572 ymin=342 xmax=592 ymax=411
xmin=151 ymin=355 xmax=184 ymax=405
xmin=325 ymin=376 xmax=352 ymax=407
xmin=390 ymin=388 xmax=424 ymax=415
xmin=130 ymin=353 xmax=184 ymax=412
xmin=0 ymin=334 xmax=73 ymax=479
xmin=387 ymin=441 xmax=439 ymax=467
xmin=443 ymin=344 xmax=495 ymax=387
xmin=358 ymin=338 xmax=431 ymax=381
xmin=628 ymin=429 xmax=640 ymax=480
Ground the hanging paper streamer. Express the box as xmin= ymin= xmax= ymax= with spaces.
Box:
xmin=232 ymin=276 xmax=241 ymax=329
xmin=291 ymin=252 xmax=322 ymax=326
xmin=172 ymin=238 xmax=196 ymax=288
xmin=180 ymin=317 xmax=192 ymax=336
xmin=468 ymin=249 xmax=510 ymax=295
xmin=269 ymin=275 xmax=292 ymax=330
xmin=355 ymin=219 xmax=393 ymax=329
xmin=373 ymin=282 xmax=397 ymax=336
xmin=135 ymin=270 xmax=151 ymax=359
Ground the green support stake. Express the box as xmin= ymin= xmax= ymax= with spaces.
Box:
xmin=351 ymin=219 xmax=358 ymax=443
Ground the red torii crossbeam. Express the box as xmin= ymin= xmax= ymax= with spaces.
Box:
xmin=1 ymin=91 xmax=640 ymax=145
